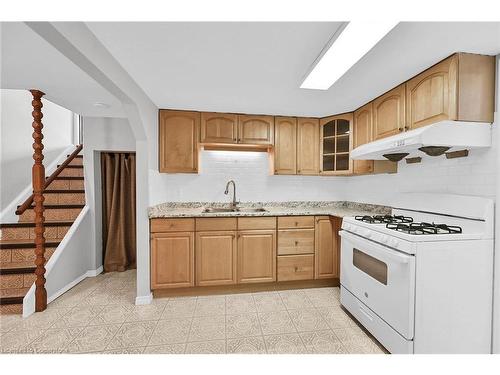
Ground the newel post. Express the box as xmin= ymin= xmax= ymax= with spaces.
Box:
xmin=30 ymin=89 xmax=47 ymax=312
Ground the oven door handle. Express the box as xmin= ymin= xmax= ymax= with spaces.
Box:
xmin=339 ymin=230 xmax=411 ymax=265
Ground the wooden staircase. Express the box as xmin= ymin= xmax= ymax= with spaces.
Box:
xmin=0 ymin=152 xmax=85 ymax=314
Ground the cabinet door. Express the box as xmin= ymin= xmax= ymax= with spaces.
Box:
xmin=151 ymin=232 xmax=194 ymax=289
xmin=373 ymin=84 xmax=406 ymax=139
xmin=200 ymin=112 xmax=238 ymax=144
xmin=319 ymin=114 xmax=353 ymax=175
xmin=237 ymin=230 xmax=276 ymax=283
xmin=196 ymin=231 xmax=237 ymax=286
xmin=238 ymin=115 xmax=274 ymax=145
xmin=297 ymin=118 xmax=319 ymax=175
xmin=314 ymin=217 xmax=339 ymax=279
xmin=159 ymin=110 xmax=199 ymax=173
xmin=406 ymin=55 xmax=458 ymax=130
xmin=274 ymin=117 xmax=297 ymax=175
xmin=353 ymin=103 xmax=374 ymax=174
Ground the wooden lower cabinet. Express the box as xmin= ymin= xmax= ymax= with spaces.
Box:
xmin=195 ymin=231 xmax=237 ymax=286
xmin=151 ymin=215 xmax=340 ymax=291
xmin=277 ymin=255 xmax=314 ymax=281
xmin=277 ymin=229 xmax=314 ymax=255
xmin=151 ymin=232 xmax=195 ymax=289
xmin=237 ymin=230 xmax=276 ymax=284
xmin=314 ymin=216 xmax=339 ymax=279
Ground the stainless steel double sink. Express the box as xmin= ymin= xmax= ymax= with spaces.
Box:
xmin=202 ymin=207 xmax=267 ymax=213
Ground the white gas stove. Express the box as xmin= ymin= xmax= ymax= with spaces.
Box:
xmin=339 ymin=193 xmax=494 ymax=354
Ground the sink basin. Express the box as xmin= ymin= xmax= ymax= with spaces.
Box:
xmin=236 ymin=208 xmax=267 ymax=213
xmin=202 ymin=207 xmax=237 ymax=213
xmin=201 ymin=207 xmax=267 ymax=213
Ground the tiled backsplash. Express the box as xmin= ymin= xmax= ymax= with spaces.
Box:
xmin=149 ymin=124 xmax=498 ymax=206
xmin=149 ymin=150 xmax=346 ymax=204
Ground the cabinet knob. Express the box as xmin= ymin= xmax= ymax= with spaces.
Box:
xmin=294 ymin=266 xmax=299 ymax=272
xmin=295 ymin=241 xmax=299 ymax=246
xmin=297 ymin=169 xmax=301 ymax=173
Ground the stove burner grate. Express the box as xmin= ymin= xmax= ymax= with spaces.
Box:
xmin=386 ymin=222 xmax=463 ymax=235
xmin=355 ymin=215 xmax=413 ymax=224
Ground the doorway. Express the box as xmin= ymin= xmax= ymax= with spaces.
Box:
xmin=100 ymin=152 xmax=137 ymax=272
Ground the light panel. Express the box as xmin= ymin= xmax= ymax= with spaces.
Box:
xmin=301 ymin=21 xmax=398 ymax=90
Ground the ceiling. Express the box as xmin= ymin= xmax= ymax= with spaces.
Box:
xmin=1 ymin=22 xmax=500 ymax=119
xmin=87 ymin=21 xmax=500 ymax=117
xmin=1 ymin=22 xmax=124 ymax=117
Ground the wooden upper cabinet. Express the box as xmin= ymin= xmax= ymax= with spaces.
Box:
xmin=297 ymin=118 xmax=319 ymax=175
xmin=320 ymin=114 xmax=353 ymax=175
xmin=237 ymin=230 xmax=276 ymax=284
xmin=151 ymin=232 xmax=195 ymax=289
xmin=200 ymin=112 xmax=238 ymax=144
xmin=238 ymin=115 xmax=274 ymax=145
xmin=406 ymin=53 xmax=495 ymax=130
xmin=373 ymin=84 xmax=406 ymax=140
xmin=196 ymin=231 xmax=237 ymax=286
xmin=353 ymin=103 xmax=374 ymax=174
xmin=274 ymin=117 xmax=297 ymax=175
xmin=314 ymin=216 xmax=338 ymax=279
xmin=159 ymin=110 xmax=199 ymax=173
xmin=406 ymin=55 xmax=458 ymax=130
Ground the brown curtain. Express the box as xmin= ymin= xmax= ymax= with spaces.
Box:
xmin=101 ymin=152 xmax=136 ymax=272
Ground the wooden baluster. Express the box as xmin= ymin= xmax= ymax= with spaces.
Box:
xmin=30 ymin=89 xmax=47 ymax=312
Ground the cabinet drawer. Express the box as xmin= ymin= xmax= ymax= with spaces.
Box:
xmin=151 ymin=218 xmax=195 ymax=233
xmin=278 ymin=229 xmax=314 ymax=255
xmin=277 ymin=255 xmax=314 ymax=281
xmin=238 ymin=217 xmax=276 ymax=230
xmin=196 ymin=217 xmax=237 ymax=231
xmin=278 ymin=216 xmax=314 ymax=229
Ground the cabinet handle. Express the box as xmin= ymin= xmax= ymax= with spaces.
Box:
xmin=295 ymin=241 xmax=299 ymax=246
xmin=294 ymin=266 xmax=299 ymax=272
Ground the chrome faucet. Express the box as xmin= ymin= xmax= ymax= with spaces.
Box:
xmin=224 ymin=180 xmax=238 ymax=209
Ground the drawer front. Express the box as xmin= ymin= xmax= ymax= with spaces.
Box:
xmin=151 ymin=218 xmax=195 ymax=232
xmin=238 ymin=217 xmax=276 ymax=230
xmin=277 ymin=229 xmax=315 ymax=255
xmin=278 ymin=216 xmax=314 ymax=229
xmin=277 ymin=254 xmax=314 ymax=281
xmin=196 ymin=217 xmax=237 ymax=231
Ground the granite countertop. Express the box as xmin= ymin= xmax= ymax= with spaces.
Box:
xmin=148 ymin=201 xmax=392 ymax=219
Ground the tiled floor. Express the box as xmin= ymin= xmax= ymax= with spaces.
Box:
xmin=0 ymin=270 xmax=386 ymax=354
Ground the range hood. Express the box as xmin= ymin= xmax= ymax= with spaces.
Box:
xmin=351 ymin=120 xmax=492 ymax=161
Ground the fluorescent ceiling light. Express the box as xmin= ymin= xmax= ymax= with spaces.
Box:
xmin=301 ymin=21 xmax=399 ymax=90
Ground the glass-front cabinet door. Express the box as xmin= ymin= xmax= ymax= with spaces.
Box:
xmin=319 ymin=113 xmax=353 ymax=175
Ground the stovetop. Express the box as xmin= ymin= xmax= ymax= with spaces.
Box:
xmin=355 ymin=215 xmax=463 ymax=236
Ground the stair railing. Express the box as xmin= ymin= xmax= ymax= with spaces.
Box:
xmin=20 ymin=90 xmax=83 ymax=312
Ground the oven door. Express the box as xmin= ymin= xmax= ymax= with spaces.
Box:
xmin=340 ymin=230 xmax=415 ymax=340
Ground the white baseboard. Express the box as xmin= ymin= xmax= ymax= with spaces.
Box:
xmin=47 ymin=265 xmax=104 ymax=304
xmin=86 ymin=266 xmax=103 ymax=277
xmin=23 ymin=264 xmax=104 ymax=317
xmin=135 ymin=293 xmax=153 ymax=305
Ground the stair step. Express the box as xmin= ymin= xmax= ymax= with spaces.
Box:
xmin=0 ymin=296 xmax=24 ymax=305
xmin=0 ymin=287 xmax=30 ymax=298
xmin=0 ymin=221 xmax=74 ymax=229
xmin=57 ymin=165 xmax=83 ymax=169
xmin=51 ymin=176 xmax=84 ymax=180
xmin=0 ymin=239 xmax=61 ymax=249
xmin=43 ymin=190 xmax=85 ymax=194
xmin=0 ymin=266 xmax=36 ymax=275
xmin=20 ymin=204 xmax=85 ymax=210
